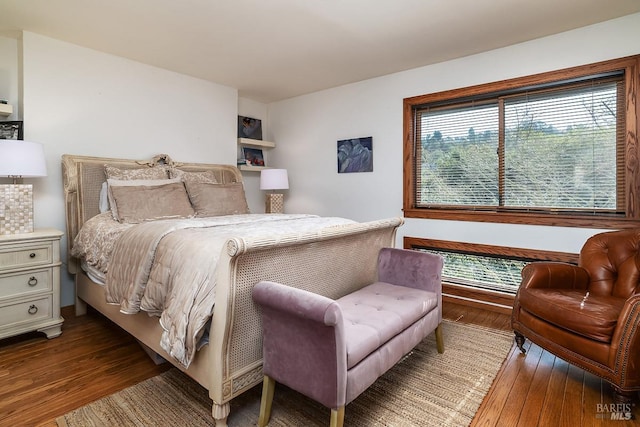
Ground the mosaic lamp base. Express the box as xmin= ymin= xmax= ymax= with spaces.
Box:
xmin=0 ymin=184 xmax=34 ymax=235
xmin=265 ymin=193 xmax=284 ymax=214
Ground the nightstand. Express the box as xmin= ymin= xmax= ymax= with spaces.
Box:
xmin=0 ymin=229 xmax=64 ymax=340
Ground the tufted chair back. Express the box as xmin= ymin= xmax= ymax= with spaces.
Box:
xmin=579 ymin=228 xmax=640 ymax=298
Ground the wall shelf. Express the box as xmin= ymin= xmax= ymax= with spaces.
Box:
xmin=0 ymin=104 xmax=13 ymax=117
xmin=237 ymin=138 xmax=276 ymax=172
xmin=238 ymin=138 xmax=276 ymax=148
xmin=239 ymin=164 xmax=270 ymax=172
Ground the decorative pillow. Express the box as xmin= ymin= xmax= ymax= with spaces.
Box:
xmin=104 ymin=165 xmax=168 ymax=180
xmin=169 ymin=168 xmax=219 ymax=184
xmin=107 ymin=178 xmax=195 ymax=223
xmin=184 ymin=181 xmax=250 ymax=217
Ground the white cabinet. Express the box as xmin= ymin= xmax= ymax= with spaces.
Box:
xmin=0 ymin=229 xmax=64 ymax=339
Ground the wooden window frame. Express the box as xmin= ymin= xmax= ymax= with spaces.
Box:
xmin=403 ymin=55 xmax=640 ymax=229
xmin=404 ymin=237 xmax=579 ymax=314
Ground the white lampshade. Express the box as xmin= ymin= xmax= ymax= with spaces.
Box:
xmin=260 ymin=169 xmax=289 ymax=190
xmin=0 ymin=140 xmax=48 ymax=178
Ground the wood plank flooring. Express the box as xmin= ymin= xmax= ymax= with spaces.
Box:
xmin=0 ymin=303 xmax=637 ymax=426
xmin=0 ymin=306 xmax=171 ymax=426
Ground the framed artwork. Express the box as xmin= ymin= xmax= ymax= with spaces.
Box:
xmin=337 ymin=136 xmax=373 ymax=173
xmin=238 ymin=116 xmax=263 ymax=140
xmin=242 ymin=147 xmax=265 ymax=166
xmin=0 ymin=121 xmax=23 ymax=140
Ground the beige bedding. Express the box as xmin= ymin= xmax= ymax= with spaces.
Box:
xmin=71 ymin=212 xmax=133 ymax=276
xmin=72 ymin=213 xmax=355 ymax=367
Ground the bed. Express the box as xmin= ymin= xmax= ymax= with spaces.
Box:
xmin=61 ymin=153 xmax=403 ymax=426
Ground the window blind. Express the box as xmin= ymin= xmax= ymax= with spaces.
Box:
xmin=414 ymin=74 xmax=624 ymax=214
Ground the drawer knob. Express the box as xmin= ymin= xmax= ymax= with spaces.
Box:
xmin=29 ymin=253 xmax=36 ymax=258
xmin=28 ymin=305 xmax=38 ymax=315
xmin=28 ymin=276 xmax=38 ymax=286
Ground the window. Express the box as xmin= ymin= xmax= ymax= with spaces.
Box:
xmin=425 ymin=249 xmax=527 ymax=294
xmin=405 ymin=237 xmax=579 ymax=310
xmin=403 ymin=56 xmax=640 ymax=228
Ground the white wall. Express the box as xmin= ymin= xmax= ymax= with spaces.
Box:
xmin=0 ymin=35 xmax=19 ymax=120
xmin=268 ymin=13 xmax=640 ymax=255
xmin=18 ymin=32 xmax=239 ymax=306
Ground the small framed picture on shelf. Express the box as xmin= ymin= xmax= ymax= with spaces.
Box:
xmin=0 ymin=121 xmax=23 ymax=140
xmin=238 ymin=116 xmax=263 ymax=140
xmin=242 ymin=147 xmax=265 ymax=166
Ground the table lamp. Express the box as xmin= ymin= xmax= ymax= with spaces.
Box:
xmin=260 ymin=169 xmax=289 ymax=214
xmin=0 ymin=140 xmax=48 ymax=235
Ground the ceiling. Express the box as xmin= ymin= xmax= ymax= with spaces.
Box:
xmin=1 ymin=0 xmax=640 ymax=103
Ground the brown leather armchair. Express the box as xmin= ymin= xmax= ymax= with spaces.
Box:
xmin=511 ymin=228 xmax=640 ymax=403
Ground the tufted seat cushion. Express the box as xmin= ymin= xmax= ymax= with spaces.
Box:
xmin=518 ymin=288 xmax=626 ymax=343
xmin=336 ymin=281 xmax=437 ymax=369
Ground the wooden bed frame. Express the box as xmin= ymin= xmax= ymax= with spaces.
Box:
xmin=61 ymin=154 xmax=403 ymax=426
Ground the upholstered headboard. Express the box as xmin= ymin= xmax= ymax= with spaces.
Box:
xmin=61 ymin=153 xmax=243 ymax=273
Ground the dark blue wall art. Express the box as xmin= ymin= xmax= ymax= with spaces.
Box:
xmin=337 ymin=136 xmax=373 ymax=173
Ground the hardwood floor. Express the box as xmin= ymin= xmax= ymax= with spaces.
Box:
xmin=447 ymin=303 xmax=640 ymax=427
xmin=0 ymin=303 xmax=637 ymax=426
xmin=0 ymin=306 xmax=171 ymax=427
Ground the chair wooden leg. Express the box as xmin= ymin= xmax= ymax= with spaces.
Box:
xmin=258 ymin=375 xmax=276 ymax=427
xmin=330 ymin=406 xmax=345 ymax=427
xmin=612 ymin=386 xmax=636 ymax=405
xmin=435 ymin=323 xmax=444 ymax=353
xmin=514 ymin=331 xmax=526 ymax=354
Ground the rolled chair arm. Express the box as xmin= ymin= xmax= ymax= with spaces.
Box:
xmin=252 ymin=281 xmax=348 ymax=408
xmin=520 ymin=262 xmax=590 ymax=290
xmin=608 ymin=294 xmax=640 ymax=386
xmin=615 ymin=293 xmax=640 ymax=327
xmin=377 ymin=248 xmax=443 ymax=293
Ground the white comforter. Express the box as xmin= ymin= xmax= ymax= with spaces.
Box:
xmin=73 ymin=214 xmax=354 ymax=367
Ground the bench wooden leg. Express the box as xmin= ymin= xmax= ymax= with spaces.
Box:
xmin=435 ymin=323 xmax=444 ymax=353
xmin=330 ymin=406 xmax=345 ymax=427
xmin=258 ymin=375 xmax=276 ymax=427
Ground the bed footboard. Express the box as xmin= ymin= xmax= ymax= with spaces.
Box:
xmin=207 ymin=217 xmax=403 ymax=425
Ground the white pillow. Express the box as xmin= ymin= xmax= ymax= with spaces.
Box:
xmin=99 ymin=182 xmax=109 ymax=213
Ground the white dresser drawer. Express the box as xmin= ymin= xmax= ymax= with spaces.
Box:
xmin=0 ymin=295 xmax=52 ymax=329
xmin=0 ymin=269 xmax=52 ymax=300
xmin=0 ymin=242 xmax=53 ymax=271
xmin=0 ymin=229 xmax=63 ymax=339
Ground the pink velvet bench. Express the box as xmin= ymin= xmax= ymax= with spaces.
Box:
xmin=252 ymin=247 xmax=444 ymax=427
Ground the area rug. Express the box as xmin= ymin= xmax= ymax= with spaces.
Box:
xmin=57 ymin=320 xmax=513 ymax=427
